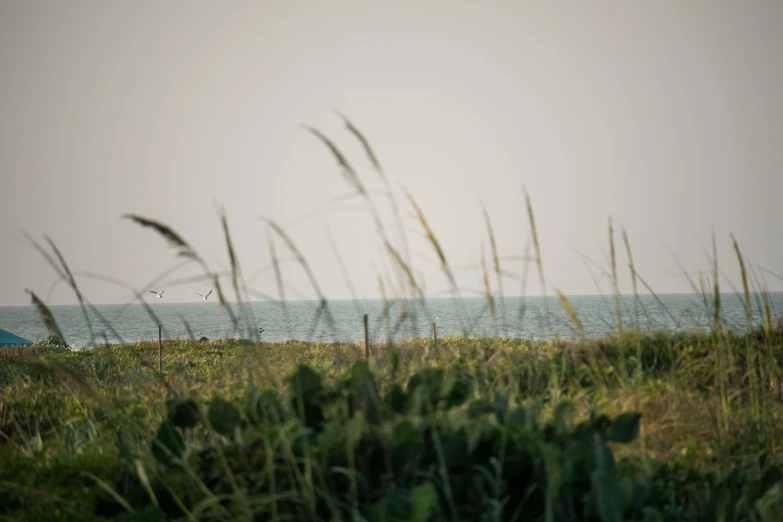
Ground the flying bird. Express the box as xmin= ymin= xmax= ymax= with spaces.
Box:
xmin=196 ymin=290 xmax=213 ymax=301
xmin=150 ymin=290 xmax=165 ymax=299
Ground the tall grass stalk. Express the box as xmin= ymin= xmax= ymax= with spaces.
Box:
xmin=377 ymin=274 xmax=391 ymax=343
xmin=267 ymin=231 xmax=295 ymax=339
xmin=262 ymin=217 xmax=338 ymax=338
xmin=522 ymin=185 xmax=549 ymax=346
xmin=336 ymin=111 xmax=413 ymax=294
xmin=732 ymin=235 xmax=762 ymax=435
xmin=622 ymin=228 xmax=646 ymax=385
xmin=608 ymin=218 xmax=622 ymax=341
xmin=710 ymin=232 xmax=731 ymax=447
xmin=220 ymin=209 xmax=255 ymax=340
xmin=402 ymin=186 xmax=465 ymax=336
xmin=482 ymin=200 xmax=506 ymax=336
xmin=480 ymin=244 xmax=499 ymax=336
xmin=26 ymin=290 xmax=67 ymax=346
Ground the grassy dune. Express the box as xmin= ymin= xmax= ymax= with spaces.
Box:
xmin=3 ymin=326 xmax=783 ymax=521
xmin=5 ymin=115 xmax=783 ymax=521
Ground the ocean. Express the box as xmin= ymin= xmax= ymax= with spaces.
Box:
xmin=1 ymin=293 xmax=782 ymax=348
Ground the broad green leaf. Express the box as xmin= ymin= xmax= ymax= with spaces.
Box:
xmin=391 ymin=419 xmax=418 ymax=448
xmin=386 ymin=487 xmax=412 ymax=519
xmin=167 ymin=398 xmax=200 ymax=429
xmin=290 ymin=365 xmax=323 ymax=396
xmin=347 ymin=414 xmax=364 ymax=449
xmin=151 ymin=420 xmax=185 ymax=467
xmin=444 ymin=378 xmax=470 ymax=408
xmin=507 ymin=407 xmax=527 ymax=429
xmin=592 ymin=471 xmax=625 ymax=522
xmin=410 ymin=482 xmax=438 ymax=522
xmin=756 ymin=482 xmax=783 ymax=522
xmin=208 ymin=397 xmax=241 ymax=437
xmin=607 ymin=412 xmax=641 ymax=443
xmin=593 ymin=433 xmax=615 ymax=475
xmin=385 ymin=384 xmax=408 ymax=414
xmin=492 ymin=392 xmax=509 ymax=423
xmin=349 ymin=361 xmax=371 ymax=385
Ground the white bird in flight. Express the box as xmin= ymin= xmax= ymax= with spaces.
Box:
xmin=150 ymin=290 xmax=164 ymax=299
xmin=196 ymin=290 xmax=213 ymax=301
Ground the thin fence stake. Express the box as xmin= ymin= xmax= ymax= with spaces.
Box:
xmin=432 ymin=322 xmax=437 ymax=346
xmin=363 ymin=314 xmax=369 ymax=360
xmin=158 ymin=325 xmax=162 ymax=376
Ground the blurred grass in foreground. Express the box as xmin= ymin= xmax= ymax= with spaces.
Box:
xmin=4 ymin=114 xmax=783 ymax=521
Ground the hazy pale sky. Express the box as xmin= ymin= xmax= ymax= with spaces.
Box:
xmin=2 ymin=1 xmax=782 ymax=307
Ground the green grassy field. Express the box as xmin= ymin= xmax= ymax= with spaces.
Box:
xmin=6 ymin=116 xmax=783 ymax=521
xmin=3 ymin=325 xmax=783 ymax=521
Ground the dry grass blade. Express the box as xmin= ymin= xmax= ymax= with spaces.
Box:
xmin=23 ymin=232 xmax=98 ymax=344
xmin=731 ymin=234 xmax=753 ymax=328
xmin=220 ymin=210 xmax=241 ymax=301
xmin=82 ymin=471 xmax=133 ymax=513
xmin=302 ymin=124 xmax=366 ymax=196
xmin=267 ymin=233 xmax=285 ymax=301
xmin=378 ymin=274 xmax=391 ymax=339
xmin=522 ymin=186 xmax=550 ymax=327
xmin=336 ymin=111 xmax=413 ymax=291
xmin=480 ymin=244 xmax=498 ymax=335
xmin=481 ymin=201 xmax=503 ymax=299
xmin=553 ymin=287 xmax=584 ymax=338
xmin=71 ymin=271 xmax=161 ymax=334
xmin=325 ymin=224 xmax=361 ymax=310
xmin=576 ymin=256 xmax=618 ymax=331
xmin=266 ymin=231 xmax=295 ymax=338
xmin=384 ymin=240 xmax=430 ymax=321
xmin=518 ymin=237 xmax=531 ymax=324
xmin=262 ymin=217 xmax=337 ymax=336
xmin=43 ymin=235 xmax=96 ymax=345
xmin=750 ymin=263 xmax=773 ymax=337
xmin=335 ymin=110 xmax=384 ymax=179
xmin=220 ymin=209 xmax=255 ymax=339
xmin=123 ymin=214 xmax=207 ymax=271
xmin=21 ymin=230 xmax=67 ymax=284
xmin=711 ymin=231 xmax=721 ymax=332
xmin=262 ymin=218 xmax=326 ymax=301
xmin=668 ymin=248 xmax=709 ymax=313
xmin=112 ymin=260 xmax=192 ymax=310
xmin=213 ymin=274 xmax=237 ymax=328
xmin=621 ymin=227 xmax=654 ymax=329
xmin=402 ymin=187 xmax=452 ymax=283
xmin=760 ymin=266 xmax=783 ymax=283
xmin=608 ymin=217 xmax=621 ymax=339
xmin=621 ymin=228 xmax=638 ymax=300
xmin=27 ymin=290 xmax=67 ymax=345
xmin=630 ymin=269 xmax=683 ymax=329
xmin=742 ymin=261 xmax=766 ymax=324
xmin=482 ymin=201 xmax=507 ymax=335
xmin=698 ymin=270 xmax=709 ymax=310
xmin=401 ymin=184 xmax=463 ymax=334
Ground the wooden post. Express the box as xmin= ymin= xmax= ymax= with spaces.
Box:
xmin=432 ymin=322 xmax=437 ymax=346
xmin=158 ymin=325 xmax=162 ymax=376
xmin=363 ymin=314 xmax=369 ymax=360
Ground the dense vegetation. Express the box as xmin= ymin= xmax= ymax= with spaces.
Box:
xmin=3 ymin=325 xmax=783 ymax=521
xmin=6 ymin=116 xmax=783 ymax=520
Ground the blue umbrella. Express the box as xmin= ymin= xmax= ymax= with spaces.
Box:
xmin=0 ymin=328 xmax=33 ymax=347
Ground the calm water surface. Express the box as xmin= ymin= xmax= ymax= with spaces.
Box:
xmin=1 ymin=293 xmax=782 ymax=348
